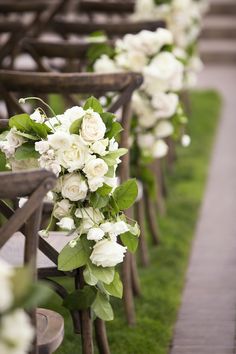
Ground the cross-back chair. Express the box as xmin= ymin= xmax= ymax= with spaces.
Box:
xmin=0 ymin=69 xmax=143 ymax=353
xmin=0 ymin=0 xmax=69 ymax=68
xmin=0 ymin=168 xmax=64 ymax=354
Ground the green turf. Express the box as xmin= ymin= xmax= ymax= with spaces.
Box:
xmin=44 ymin=90 xmax=221 ymax=354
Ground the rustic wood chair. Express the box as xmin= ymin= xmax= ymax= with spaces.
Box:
xmin=0 ymin=69 xmax=143 ymax=352
xmin=0 ymin=0 xmax=69 ymax=68
xmin=0 ymin=169 xmax=64 ymax=354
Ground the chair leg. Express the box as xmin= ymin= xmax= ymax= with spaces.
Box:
xmin=135 ymin=200 xmax=149 ymax=267
xmin=94 ymin=318 xmax=110 ymax=354
xmin=130 ymin=254 xmax=141 ymax=297
xmin=76 ymin=270 xmax=94 ymax=354
xmin=121 ymin=252 xmax=136 ymax=326
xmin=144 ymin=189 xmax=160 ymax=246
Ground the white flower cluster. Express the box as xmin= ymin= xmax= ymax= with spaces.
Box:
xmin=0 ymin=259 xmax=34 ymax=354
xmin=94 ymin=28 xmax=184 ymax=159
xmin=133 ymin=0 xmax=207 ymax=88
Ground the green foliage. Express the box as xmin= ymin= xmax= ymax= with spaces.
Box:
xmin=9 ymin=113 xmax=50 ymax=138
xmin=102 ymin=148 xmax=127 ymax=166
xmin=15 ymin=143 xmax=39 ymax=160
xmin=104 ymin=272 xmax=123 ymax=298
xmin=87 ymin=42 xmax=115 ymax=65
xmin=106 ymin=121 xmax=123 ymax=139
xmin=120 ymin=231 xmax=139 ymax=253
xmin=90 ymin=193 xmax=109 ymax=209
xmin=58 ymin=237 xmax=89 ymax=271
xmin=69 ymin=118 xmax=82 ymax=134
xmin=92 ymin=292 xmax=114 ymax=321
xmin=63 ymin=286 xmax=96 ymax=310
xmin=113 ymin=179 xmax=138 ymax=210
xmin=0 ymin=151 xmax=8 ymax=171
xmin=83 ymin=96 xmax=103 ymax=113
xmin=88 ymin=263 xmax=115 ymax=284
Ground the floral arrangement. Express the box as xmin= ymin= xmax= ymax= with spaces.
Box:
xmin=93 ymin=28 xmax=188 ymax=161
xmin=0 ymin=258 xmax=50 ymax=354
xmin=0 ymin=97 xmax=139 ymax=321
xmin=133 ymin=0 xmax=208 ymax=88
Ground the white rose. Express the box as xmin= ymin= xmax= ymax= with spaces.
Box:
xmin=132 ymin=92 xmax=158 ymax=129
xmin=133 ymin=0 xmax=155 ymax=20
xmin=113 ymin=221 xmax=129 ymax=235
xmin=56 ymin=135 xmax=90 ymax=172
xmin=91 ymin=139 xmax=108 ymax=156
xmin=75 ymin=207 xmax=104 ymax=232
xmin=0 ymin=309 xmax=34 ymax=353
xmin=144 ymin=52 xmax=184 ymax=93
xmin=57 ymin=217 xmax=75 ymax=230
xmin=64 ymin=106 xmax=85 ymax=123
xmin=115 ymin=50 xmax=148 ymax=71
xmin=53 ymin=199 xmax=71 ymax=219
xmin=152 ymin=92 xmax=179 ymax=119
xmin=90 ymin=239 xmax=127 ymax=267
xmin=30 ymin=108 xmax=45 ymax=123
xmin=48 ymin=131 xmax=71 ymax=150
xmin=83 ymin=157 xmax=108 ymax=180
xmin=87 ymin=227 xmax=105 ymax=241
xmin=154 ymin=121 xmax=174 ymax=138
xmin=109 ymin=137 xmax=119 ymax=152
xmin=137 ymin=133 xmax=155 ymax=149
xmin=61 ymin=173 xmax=88 ymax=201
xmin=35 ymin=140 xmax=50 ymax=154
xmin=94 ymin=55 xmax=119 ymax=73
xmin=81 ymin=109 xmax=106 ymax=142
xmin=88 ymin=177 xmax=104 ymax=192
xmin=0 ymin=141 xmax=14 ymax=158
xmin=152 ymin=139 xmax=169 ymax=158
xmin=104 ymin=176 xmax=119 ymax=188
xmin=0 ymin=259 xmax=14 ymax=312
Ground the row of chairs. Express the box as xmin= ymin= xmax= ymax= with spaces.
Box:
xmin=0 ymin=1 xmax=170 ymax=353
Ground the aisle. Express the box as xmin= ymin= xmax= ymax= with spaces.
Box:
xmin=170 ymin=65 xmax=236 ymax=354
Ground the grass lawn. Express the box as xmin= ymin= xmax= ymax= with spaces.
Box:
xmin=44 ymin=90 xmax=221 ymax=354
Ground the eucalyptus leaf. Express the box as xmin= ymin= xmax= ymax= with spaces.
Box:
xmin=84 ymin=96 xmax=103 ymax=113
xmin=104 ymin=272 xmax=123 ymax=298
xmin=92 ymin=292 xmax=114 ymax=321
xmin=113 ymin=179 xmax=138 ymax=210
xmin=58 ymin=239 xmax=89 ymax=271
xmin=15 ymin=143 xmax=40 ymax=160
xmin=63 ymin=286 xmax=96 ymax=310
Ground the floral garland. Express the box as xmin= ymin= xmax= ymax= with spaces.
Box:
xmin=133 ymin=0 xmax=207 ymax=88
xmin=0 ymin=97 xmax=140 ymax=321
xmin=0 ymin=258 xmax=51 ymax=354
xmin=93 ymin=28 xmax=188 ymax=162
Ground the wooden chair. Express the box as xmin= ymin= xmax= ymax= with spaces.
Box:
xmin=0 ymin=0 xmax=69 ymax=67
xmin=0 ymin=69 xmax=143 ymax=352
xmin=0 ymin=169 xmax=64 ymax=354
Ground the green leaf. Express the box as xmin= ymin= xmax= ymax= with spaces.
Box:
xmin=104 ymin=272 xmax=123 ymax=298
xmin=84 ymin=96 xmax=103 ymax=113
xmin=92 ymin=292 xmax=114 ymax=321
xmin=30 ymin=121 xmax=50 ymax=138
xmin=87 ymin=43 xmax=114 ymax=64
xmin=100 ymin=112 xmax=115 ymax=128
xmin=113 ymin=179 xmax=138 ymax=210
xmin=15 ymin=143 xmax=40 ymax=160
xmin=109 ymin=196 xmax=119 ymax=214
xmin=58 ymin=239 xmax=89 ymax=271
xmin=63 ymin=286 xmax=96 ymax=310
xmin=0 ymin=131 xmax=9 ymax=140
xmin=106 ymin=122 xmax=123 ymax=139
xmin=97 ymin=184 xmax=113 ymax=196
xmin=120 ymin=231 xmax=139 ymax=253
xmin=89 ymin=263 xmax=115 ymax=284
xmin=102 ymin=148 xmax=127 ymax=166
xmin=9 ymin=113 xmax=32 ymax=132
xmin=83 ymin=265 xmax=98 ymax=286
xmin=69 ymin=118 xmax=83 ymax=134
xmin=0 ymin=151 xmax=8 ymax=171
xmin=91 ymin=193 xmax=109 ymax=209
xmin=15 ymin=131 xmax=38 ymax=141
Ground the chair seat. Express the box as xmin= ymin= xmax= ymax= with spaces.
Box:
xmin=37 ymin=308 xmax=64 ymax=354
xmin=0 ymin=231 xmax=74 ymax=268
